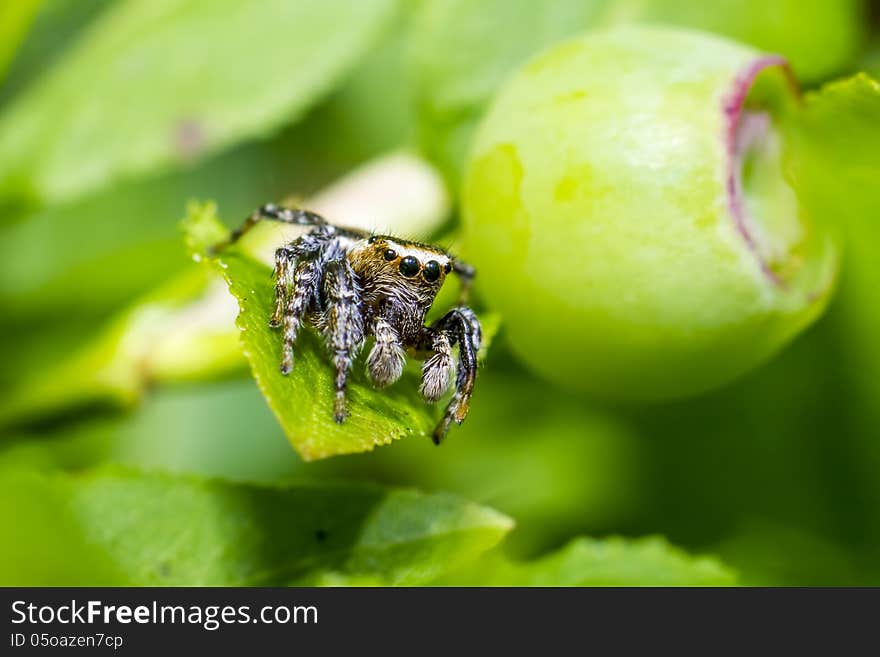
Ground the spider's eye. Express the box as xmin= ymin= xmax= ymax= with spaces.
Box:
xmin=399 ymin=256 xmax=420 ymax=277
xmin=383 ymin=248 xmax=397 ymax=261
xmin=444 ymin=262 xmax=452 ymax=274
xmin=423 ymin=260 xmax=441 ymax=282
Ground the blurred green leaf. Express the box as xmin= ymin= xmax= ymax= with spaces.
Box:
xmin=0 ymin=265 xmax=245 ymax=429
xmin=0 ymin=13 xmax=427 ymax=339
xmin=0 ymin=362 xmax=639 ymax=556
xmin=440 ymin=536 xmax=736 ymax=586
xmin=786 ymin=74 xmax=880 ymax=403
xmin=0 ymin=0 xmax=43 ymax=84
xmin=863 ymin=44 xmax=880 ymax=80
xmin=0 ymin=379 xmax=298 ymax=483
xmin=184 ymin=202 xmax=499 ymax=461
xmin=0 ymin=0 xmax=108 ymax=107
xmin=0 ymin=144 xmax=258 ymax=324
xmin=411 ymin=0 xmax=867 ymax=185
xmin=0 ymin=42 xmax=424 ymax=328
xmin=0 ymin=466 xmax=512 ymax=585
xmin=714 ymin=521 xmax=864 ymax=586
xmin=788 ymin=74 xmax=880 ymax=200
xmin=0 ymin=0 xmax=398 ymax=210
xmin=0 ymin=469 xmax=126 ymax=586
xmin=784 ymin=74 xmax=880 ymax=517
xmin=317 ymin=363 xmax=642 ymax=556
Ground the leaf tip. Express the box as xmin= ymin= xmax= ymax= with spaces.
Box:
xmin=180 ymin=199 xmax=228 ymax=261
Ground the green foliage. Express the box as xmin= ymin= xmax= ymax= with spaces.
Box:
xmin=787 ymin=74 xmax=880 ymax=216
xmin=0 ymin=0 xmax=399 ymax=210
xmin=0 ymin=144 xmax=260 ymax=323
xmin=183 ymin=202 xmax=498 ymax=461
xmin=0 ymin=0 xmax=877 ymax=588
xmin=317 ymin=366 xmax=643 ymax=556
xmin=0 ymin=0 xmax=110 ymax=106
xmin=0 ymin=0 xmax=43 ymax=84
xmin=785 ymin=74 xmax=880 ymax=495
xmin=0 ymin=23 xmax=422 ymax=329
xmin=0 ymin=266 xmax=243 ymax=429
xmin=0 ymin=466 xmax=512 ymax=585
xmin=786 ymin=75 xmax=880 ymax=383
xmin=441 ymin=536 xmax=736 ymax=586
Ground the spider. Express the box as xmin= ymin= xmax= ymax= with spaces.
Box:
xmin=214 ymin=204 xmax=482 ymax=444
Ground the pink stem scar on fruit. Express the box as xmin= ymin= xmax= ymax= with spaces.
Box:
xmin=723 ymin=55 xmax=799 ymax=285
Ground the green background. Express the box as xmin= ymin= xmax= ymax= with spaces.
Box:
xmin=1 ymin=0 xmax=878 ymax=585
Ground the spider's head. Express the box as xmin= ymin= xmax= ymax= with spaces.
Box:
xmin=349 ymin=235 xmax=453 ymax=299
xmin=353 ymin=235 xmax=452 ymax=286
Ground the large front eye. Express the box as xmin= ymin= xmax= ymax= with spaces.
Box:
xmin=399 ymin=256 xmax=420 ymax=277
xmin=423 ymin=260 xmax=441 ymax=282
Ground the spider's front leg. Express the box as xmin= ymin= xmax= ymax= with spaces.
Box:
xmin=366 ymin=317 xmax=406 ymax=388
xmin=421 ymin=307 xmax=482 ymax=444
xmin=322 ymin=258 xmax=365 ymax=423
xmin=211 ymin=203 xmax=328 ymax=253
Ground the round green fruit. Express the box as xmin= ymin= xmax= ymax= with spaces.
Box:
xmin=463 ymin=27 xmax=838 ymax=400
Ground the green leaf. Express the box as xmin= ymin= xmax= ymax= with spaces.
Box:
xmin=786 ymin=73 xmax=880 ymax=213
xmin=784 ymin=74 xmax=880 ymax=369
xmin=183 ymin=202 xmax=499 ymax=461
xmin=863 ymin=44 xmax=880 ymax=81
xmin=0 ymin=0 xmax=43 ymax=85
xmin=0 ymin=466 xmax=512 ymax=585
xmin=784 ymin=74 xmax=880 ymax=486
xmin=0 ymin=33 xmax=429 ymax=327
xmin=440 ymin=536 xmax=736 ymax=586
xmin=0 ymin=364 xmax=639 ymax=556
xmin=0 ymin=1 xmax=109 ymax=107
xmin=0 ymin=144 xmax=254 ymax=324
xmin=0 ymin=265 xmax=245 ymax=429
xmin=313 ymin=365 xmax=642 ymax=556
xmin=714 ymin=521 xmax=863 ymax=586
xmin=0 ymin=0 xmax=398 ymax=210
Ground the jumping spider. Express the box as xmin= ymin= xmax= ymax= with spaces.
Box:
xmin=214 ymin=204 xmax=482 ymax=444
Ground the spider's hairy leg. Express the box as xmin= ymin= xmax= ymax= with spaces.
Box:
xmin=211 ymin=203 xmax=328 ymax=253
xmin=322 ymin=259 xmax=364 ymax=423
xmin=271 ymin=247 xmax=293 ymax=328
xmin=451 ymin=259 xmax=476 ymax=304
xmin=367 ymin=318 xmax=406 ymax=388
xmin=418 ymin=329 xmax=453 ymax=403
xmin=271 ymin=225 xmax=338 ymax=371
xmin=431 ymin=306 xmax=482 ymax=444
xmin=278 ymin=253 xmax=322 ymax=374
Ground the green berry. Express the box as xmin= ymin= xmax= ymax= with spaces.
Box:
xmin=463 ymin=27 xmax=838 ymax=400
